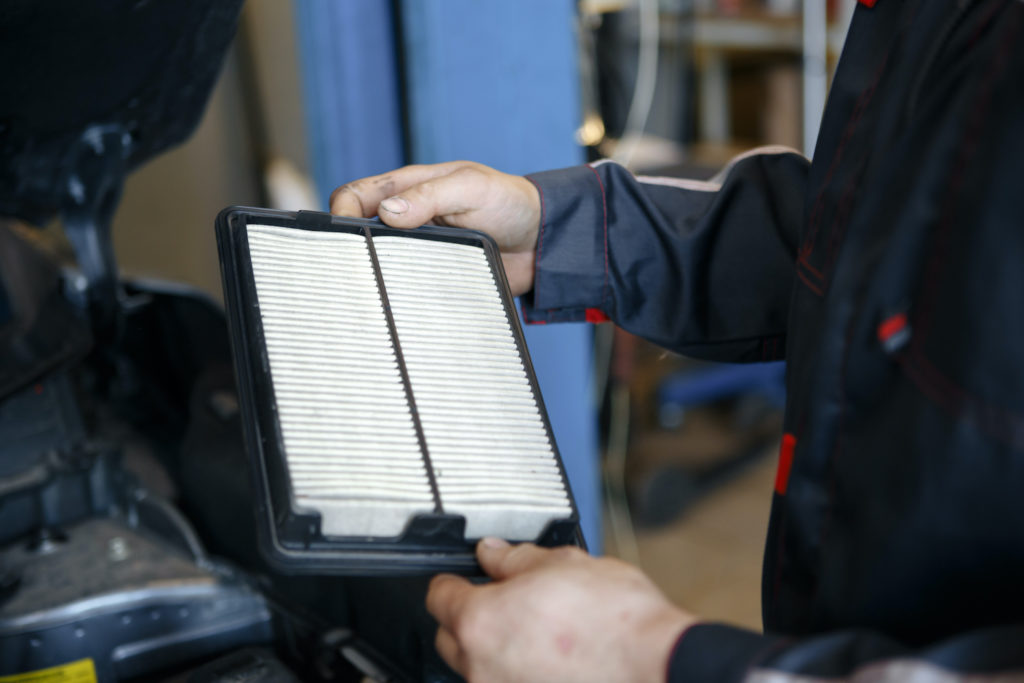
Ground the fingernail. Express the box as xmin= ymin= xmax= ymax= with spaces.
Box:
xmin=379 ymin=196 xmax=410 ymax=214
xmin=480 ymin=536 xmax=508 ymax=549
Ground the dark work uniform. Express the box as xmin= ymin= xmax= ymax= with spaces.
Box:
xmin=524 ymin=0 xmax=1024 ymax=679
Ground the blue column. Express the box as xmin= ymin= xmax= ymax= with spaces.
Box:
xmin=292 ymin=1 xmax=405 ymax=206
xmin=399 ymin=0 xmax=601 ymax=552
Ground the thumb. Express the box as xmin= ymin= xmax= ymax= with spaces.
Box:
xmin=376 ymin=167 xmax=486 ymax=229
xmin=476 ymin=538 xmax=552 ymax=580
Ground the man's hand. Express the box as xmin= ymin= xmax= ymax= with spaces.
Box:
xmin=330 ymin=161 xmax=541 ymax=296
xmin=427 ymin=538 xmax=696 ymax=683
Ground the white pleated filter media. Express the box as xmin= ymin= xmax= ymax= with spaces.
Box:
xmin=246 ymin=224 xmax=434 ymax=537
xmin=374 ymin=236 xmax=572 ymax=540
xmin=245 ymin=223 xmax=573 ymax=542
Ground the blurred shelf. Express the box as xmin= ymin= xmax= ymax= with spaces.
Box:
xmin=684 ymin=12 xmax=847 ymax=56
xmin=675 ymin=12 xmax=848 ymax=147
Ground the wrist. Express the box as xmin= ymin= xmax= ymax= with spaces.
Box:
xmin=632 ymin=606 xmax=698 ymax=683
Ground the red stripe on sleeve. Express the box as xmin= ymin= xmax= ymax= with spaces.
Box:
xmin=877 ymin=312 xmax=908 ymax=343
xmin=584 ymin=308 xmax=610 ymax=323
xmin=520 ymin=300 xmax=546 ymax=325
xmin=774 ymin=433 xmax=797 ymax=495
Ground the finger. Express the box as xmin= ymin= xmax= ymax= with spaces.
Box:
xmin=328 ymin=181 xmax=371 ymax=218
xmin=426 ymin=573 xmax=476 ymax=629
xmin=477 ymin=538 xmax=566 ymax=580
xmin=329 ymin=162 xmax=469 ymax=218
xmin=434 ymin=626 xmax=466 ymax=676
xmin=375 ymin=166 xmax=491 ymax=229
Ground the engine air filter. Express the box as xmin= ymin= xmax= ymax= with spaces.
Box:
xmin=216 ymin=207 xmax=580 ymax=574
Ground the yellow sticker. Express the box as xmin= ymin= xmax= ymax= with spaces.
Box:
xmin=0 ymin=658 xmax=97 ymax=683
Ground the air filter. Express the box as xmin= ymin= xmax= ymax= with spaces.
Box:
xmin=216 ymin=207 xmax=580 ymax=574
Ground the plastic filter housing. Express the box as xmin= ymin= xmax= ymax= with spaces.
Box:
xmin=217 ymin=208 xmax=580 ymax=574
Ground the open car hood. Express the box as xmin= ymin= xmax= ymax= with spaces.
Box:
xmin=0 ymin=0 xmax=244 ymax=226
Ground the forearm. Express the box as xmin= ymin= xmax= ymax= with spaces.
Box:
xmin=523 ymin=149 xmax=809 ymax=362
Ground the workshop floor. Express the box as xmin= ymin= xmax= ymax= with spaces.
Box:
xmin=604 ymin=442 xmax=777 ymax=632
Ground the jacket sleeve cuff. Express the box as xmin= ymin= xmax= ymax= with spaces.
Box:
xmin=520 ymin=165 xmax=611 ymax=324
xmin=667 ymin=623 xmax=788 ymax=683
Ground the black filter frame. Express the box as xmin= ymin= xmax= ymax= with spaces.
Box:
xmin=216 ymin=207 xmax=583 ymax=575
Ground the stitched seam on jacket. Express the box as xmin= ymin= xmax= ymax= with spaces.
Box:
xmin=760 ymin=335 xmax=785 ymax=362
xmin=900 ymin=352 xmax=1024 ymax=452
xmin=797 ymin=5 xmax=915 ymax=289
xmin=796 ymin=268 xmax=825 ymax=296
xmin=587 ymin=165 xmax=611 ymax=316
xmin=799 ymin=54 xmax=888 ymax=271
xmin=809 ymin=0 xmax=922 ymax=611
xmin=822 ymin=155 xmax=868 ymax=283
xmin=912 ymin=0 xmax=1012 ymax=348
xmin=905 ymin=2 xmax=1021 ymax=445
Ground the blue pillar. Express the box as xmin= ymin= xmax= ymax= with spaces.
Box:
xmin=292 ymin=1 xmax=405 ymax=206
xmin=399 ymin=0 xmax=601 ymax=552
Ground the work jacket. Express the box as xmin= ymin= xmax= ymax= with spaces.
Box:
xmin=524 ymin=0 xmax=1024 ymax=679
